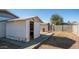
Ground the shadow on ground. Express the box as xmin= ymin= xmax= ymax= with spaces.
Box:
xmin=42 ymin=36 xmax=76 ymax=49
xmin=20 ymin=34 xmax=51 ymax=49
xmin=0 ymin=40 xmax=20 ymax=49
xmin=0 ymin=34 xmax=75 ymax=49
xmin=0 ymin=34 xmax=51 ymax=49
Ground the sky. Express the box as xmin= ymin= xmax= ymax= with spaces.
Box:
xmin=8 ymin=9 xmax=79 ymax=23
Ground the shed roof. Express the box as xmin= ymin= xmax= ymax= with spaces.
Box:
xmin=0 ymin=16 xmax=43 ymax=23
xmin=40 ymin=23 xmax=50 ymax=25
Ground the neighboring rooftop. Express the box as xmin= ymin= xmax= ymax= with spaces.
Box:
xmin=0 ymin=9 xmax=19 ymax=18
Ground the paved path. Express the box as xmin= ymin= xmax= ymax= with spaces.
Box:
xmin=0 ymin=33 xmax=53 ymax=49
xmin=25 ymin=33 xmax=53 ymax=49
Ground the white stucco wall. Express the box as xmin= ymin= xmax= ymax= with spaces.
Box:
xmin=34 ymin=22 xmax=40 ymax=39
xmin=0 ymin=22 xmax=6 ymax=37
xmin=6 ymin=21 xmax=27 ymax=42
xmin=40 ymin=24 xmax=48 ymax=32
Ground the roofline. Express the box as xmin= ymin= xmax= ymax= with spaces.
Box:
xmin=6 ymin=10 xmax=19 ymax=18
xmin=7 ymin=16 xmax=43 ymax=22
xmin=35 ymin=16 xmax=43 ymax=23
xmin=0 ymin=16 xmax=43 ymax=22
xmin=0 ymin=9 xmax=19 ymax=18
xmin=40 ymin=23 xmax=49 ymax=24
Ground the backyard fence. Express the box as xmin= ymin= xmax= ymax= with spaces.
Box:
xmin=52 ymin=25 xmax=73 ymax=32
xmin=72 ymin=24 xmax=79 ymax=36
xmin=52 ymin=24 xmax=79 ymax=36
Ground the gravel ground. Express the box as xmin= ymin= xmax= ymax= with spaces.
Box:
xmin=38 ymin=31 xmax=79 ymax=49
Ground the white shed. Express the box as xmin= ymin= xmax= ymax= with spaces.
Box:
xmin=6 ymin=16 xmax=41 ymax=42
xmin=40 ymin=23 xmax=51 ymax=33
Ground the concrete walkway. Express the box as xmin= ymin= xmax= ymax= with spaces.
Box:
xmin=26 ymin=33 xmax=53 ymax=49
xmin=0 ymin=33 xmax=53 ymax=49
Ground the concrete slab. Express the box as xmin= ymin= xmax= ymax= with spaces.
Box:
xmin=25 ymin=33 xmax=53 ymax=49
xmin=0 ymin=33 xmax=53 ymax=49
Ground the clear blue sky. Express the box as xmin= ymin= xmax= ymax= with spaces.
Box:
xmin=8 ymin=9 xmax=79 ymax=23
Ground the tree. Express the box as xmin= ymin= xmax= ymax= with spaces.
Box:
xmin=50 ymin=14 xmax=63 ymax=25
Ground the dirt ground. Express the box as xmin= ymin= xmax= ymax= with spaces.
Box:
xmin=38 ymin=31 xmax=79 ymax=49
